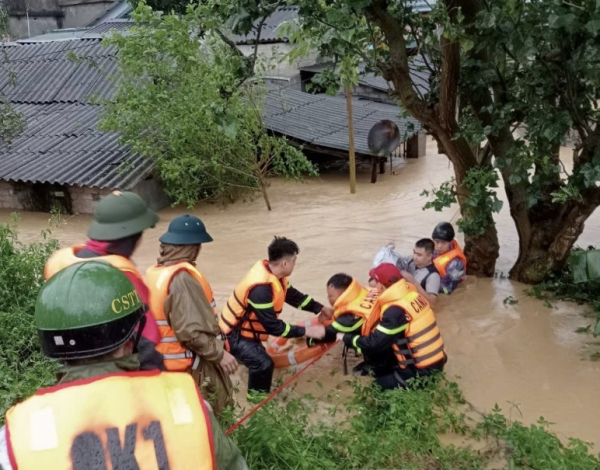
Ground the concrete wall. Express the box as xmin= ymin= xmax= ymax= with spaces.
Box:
xmin=60 ymin=0 xmax=114 ymax=29
xmin=237 ymin=43 xmax=319 ymax=85
xmin=0 ymin=177 xmax=170 ymax=214
xmin=352 ymin=84 xmax=396 ymax=105
xmin=5 ymin=0 xmax=113 ymax=39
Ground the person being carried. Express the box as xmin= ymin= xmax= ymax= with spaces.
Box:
xmin=431 ymin=222 xmax=467 ymax=294
xmin=219 ymin=236 xmax=330 ymax=400
xmin=339 ymin=263 xmax=446 ymax=390
xmin=43 ymin=190 xmax=164 ymax=371
xmin=0 ymin=261 xmax=247 ymax=470
xmin=146 ymin=214 xmax=237 ymax=417
xmin=382 ymin=238 xmax=440 ymax=307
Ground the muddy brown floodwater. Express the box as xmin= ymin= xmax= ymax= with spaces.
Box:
xmin=3 ymin=138 xmax=600 ymax=449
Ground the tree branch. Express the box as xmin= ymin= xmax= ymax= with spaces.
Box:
xmin=365 ymin=0 xmax=432 ymax=123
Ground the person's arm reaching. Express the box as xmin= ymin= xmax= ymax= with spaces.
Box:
xmin=342 ymin=306 xmax=408 ymax=355
xmin=400 ymin=270 xmax=438 ymax=308
xmin=248 ymin=285 xmax=307 ymax=338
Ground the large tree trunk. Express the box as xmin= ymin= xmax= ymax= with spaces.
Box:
xmin=367 ymin=0 xmax=500 ymax=276
xmin=509 ymin=200 xmax=598 ymax=283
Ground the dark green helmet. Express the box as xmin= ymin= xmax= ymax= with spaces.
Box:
xmin=35 ymin=261 xmax=144 ymax=360
xmin=87 ymin=191 xmax=159 ymax=241
xmin=159 ymin=214 xmax=213 ymax=245
xmin=432 ymin=222 xmax=455 ymax=242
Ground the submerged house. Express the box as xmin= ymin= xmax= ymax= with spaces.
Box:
xmin=0 ymin=39 xmax=167 ymax=214
xmin=0 ymin=4 xmax=428 ymax=214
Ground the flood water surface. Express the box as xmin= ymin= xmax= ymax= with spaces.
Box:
xmin=3 ymin=139 xmax=600 ymax=448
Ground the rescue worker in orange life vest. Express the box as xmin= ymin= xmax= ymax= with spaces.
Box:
xmin=308 ymin=273 xmax=397 ymax=376
xmin=43 ymin=190 xmax=164 ymax=371
xmin=338 ymin=263 xmax=446 ymax=390
xmin=219 ymin=237 xmax=331 ymax=399
xmin=432 ymin=222 xmax=467 ymax=294
xmin=0 ymin=261 xmax=248 ymax=470
xmin=146 ymin=215 xmax=238 ymax=417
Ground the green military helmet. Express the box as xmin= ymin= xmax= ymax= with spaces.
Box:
xmin=159 ymin=214 xmax=213 ymax=245
xmin=35 ymin=261 xmax=145 ymax=360
xmin=87 ymin=191 xmax=159 ymax=241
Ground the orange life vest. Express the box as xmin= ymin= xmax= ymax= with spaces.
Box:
xmin=146 ymin=263 xmax=216 ymax=372
xmin=219 ymin=260 xmax=287 ymax=342
xmin=5 ymin=370 xmax=216 ymax=470
xmin=378 ymin=280 xmax=445 ymax=369
xmin=332 ymin=279 xmax=381 ymax=335
xmin=433 ymin=241 xmax=467 ymax=278
xmin=44 ymin=245 xmax=141 ymax=281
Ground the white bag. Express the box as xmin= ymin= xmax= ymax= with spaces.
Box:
xmin=372 ymin=245 xmax=402 ymax=267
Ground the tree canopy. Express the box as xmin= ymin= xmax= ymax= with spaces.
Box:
xmin=197 ymin=0 xmax=600 ymax=282
xmin=101 ymin=4 xmax=316 ymax=210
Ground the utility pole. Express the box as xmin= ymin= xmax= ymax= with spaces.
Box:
xmin=345 ymin=86 xmax=356 ymax=194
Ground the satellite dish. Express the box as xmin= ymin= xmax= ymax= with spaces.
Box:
xmin=367 ymin=119 xmax=401 ymax=157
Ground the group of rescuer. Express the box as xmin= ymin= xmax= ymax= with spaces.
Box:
xmin=0 ymin=191 xmax=467 ymax=470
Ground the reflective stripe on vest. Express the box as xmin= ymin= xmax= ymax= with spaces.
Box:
xmin=5 ymin=371 xmax=216 ymax=470
xmin=44 ymin=246 xmax=141 ymax=281
xmin=333 ymin=279 xmax=381 ymax=336
xmin=433 ymin=241 xmax=467 ymax=278
xmin=378 ymin=280 xmax=445 ymax=370
xmin=218 ymin=260 xmax=287 ymax=342
xmin=146 ymin=263 xmax=216 ymax=372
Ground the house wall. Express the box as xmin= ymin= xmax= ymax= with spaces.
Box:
xmin=0 ymin=177 xmax=170 ymax=214
xmin=5 ymin=0 xmax=113 ymax=39
xmin=237 ymin=43 xmax=319 ymax=88
xmin=352 ymin=84 xmax=396 ymax=105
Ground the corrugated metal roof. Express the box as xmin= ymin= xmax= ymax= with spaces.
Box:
xmin=300 ymin=57 xmax=432 ymax=97
xmin=262 ymin=88 xmax=421 ymax=156
xmin=83 ymin=19 xmax=136 ymax=37
xmin=0 ymin=40 xmax=150 ymax=189
xmin=0 ymin=40 xmax=118 ymax=104
xmin=358 ymin=56 xmax=431 ymax=96
xmin=0 ymin=103 xmax=153 ymax=189
xmin=232 ymin=6 xmax=298 ymax=45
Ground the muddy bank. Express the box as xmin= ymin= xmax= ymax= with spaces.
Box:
xmin=3 ymin=138 xmax=599 ymax=448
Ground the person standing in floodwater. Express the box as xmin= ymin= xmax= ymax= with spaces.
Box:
xmin=218 ymin=236 xmax=330 ymax=401
xmin=340 ymin=263 xmax=446 ymax=390
xmin=431 ymin=222 xmax=467 ymax=294
xmin=146 ymin=214 xmax=238 ymax=417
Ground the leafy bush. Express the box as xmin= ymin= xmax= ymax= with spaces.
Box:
xmin=0 ymin=218 xmax=59 ymax=424
xmin=530 ymin=246 xmax=600 ymax=336
xmin=229 ymin=376 xmax=599 ymax=469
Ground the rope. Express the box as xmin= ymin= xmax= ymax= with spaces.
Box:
xmin=225 ymin=341 xmax=338 ymax=435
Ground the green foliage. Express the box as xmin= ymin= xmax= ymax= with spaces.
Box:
xmin=230 ymin=376 xmax=600 ymax=469
xmin=420 ymin=168 xmax=503 ymax=237
xmin=101 ymin=3 xmax=316 ymax=209
xmin=458 ymin=168 xmax=503 ymax=237
xmin=478 ymin=407 xmax=600 ymax=469
xmin=0 ymin=218 xmax=59 ymax=424
xmin=0 ymin=97 xmax=25 ymax=144
xmin=530 ymin=246 xmax=600 ymax=336
xmin=421 ymin=179 xmax=457 ymax=211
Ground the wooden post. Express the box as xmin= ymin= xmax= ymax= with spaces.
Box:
xmin=345 ymin=86 xmax=356 ymax=194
